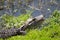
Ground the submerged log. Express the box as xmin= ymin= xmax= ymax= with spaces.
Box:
xmin=0 ymin=15 xmax=44 ymax=38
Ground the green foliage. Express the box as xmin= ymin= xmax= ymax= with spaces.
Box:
xmin=0 ymin=10 xmax=60 ymax=40
xmin=0 ymin=13 xmax=31 ymax=29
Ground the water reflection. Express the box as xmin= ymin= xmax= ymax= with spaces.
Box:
xmin=31 ymin=0 xmax=60 ymax=18
xmin=0 ymin=0 xmax=60 ymax=18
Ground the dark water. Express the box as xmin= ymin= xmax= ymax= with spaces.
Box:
xmin=31 ymin=0 xmax=60 ymax=18
xmin=0 ymin=0 xmax=60 ymax=18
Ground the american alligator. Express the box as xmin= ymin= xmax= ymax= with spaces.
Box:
xmin=0 ymin=15 xmax=44 ymax=39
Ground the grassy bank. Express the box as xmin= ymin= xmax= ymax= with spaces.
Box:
xmin=0 ymin=10 xmax=60 ymax=40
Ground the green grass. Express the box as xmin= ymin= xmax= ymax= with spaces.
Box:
xmin=0 ymin=13 xmax=31 ymax=28
xmin=0 ymin=10 xmax=60 ymax=40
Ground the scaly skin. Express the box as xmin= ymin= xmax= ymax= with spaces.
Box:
xmin=0 ymin=15 xmax=44 ymax=39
